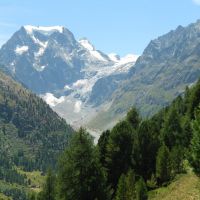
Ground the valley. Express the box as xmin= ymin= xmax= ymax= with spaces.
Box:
xmin=0 ymin=2 xmax=200 ymax=198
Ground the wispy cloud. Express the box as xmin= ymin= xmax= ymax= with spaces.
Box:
xmin=193 ymin=0 xmax=200 ymax=5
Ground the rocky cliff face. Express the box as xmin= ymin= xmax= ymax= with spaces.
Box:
xmin=0 ymin=25 xmax=138 ymax=130
xmin=88 ymin=20 xmax=200 ymax=130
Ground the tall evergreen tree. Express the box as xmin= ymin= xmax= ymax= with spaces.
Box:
xmin=190 ymin=108 xmax=200 ymax=173
xmin=135 ymin=178 xmax=148 ymax=200
xmin=98 ymin=130 xmax=110 ymax=167
xmin=126 ymin=108 xmax=141 ymax=129
xmin=137 ymin=120 xmax=160 ymax=180
xmin=115 ymin=174 xmax=127 ymax=200
xmin=161 ymin=106 xmax=182 ymax=148
xmin=38 ymin=169 xmax=56 ymax=200
xmin=57 ymin=128 xmax=108 ymax=200
xmin=105 ymin=121 xmax=134 ymax=190
xmin=115 ymin=170 xmax=136 ymax=200
xmin=170 ymin=146 xmax=184 ymax=176
xmin=156 ymin=145 xmax=171 ymax=184
xmin=125 ymin=170 xmax=136 ymax=200
xmin=188 ymin=80 xmax=200 ymax=118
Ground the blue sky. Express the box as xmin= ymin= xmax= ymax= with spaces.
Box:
xmin=0 ymin=0 xmax=200 ymax=56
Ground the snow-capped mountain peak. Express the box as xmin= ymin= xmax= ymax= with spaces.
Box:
xmin=79 ymin=38 xmax=95 ymax=51
xmin=119 ymin=54 xmax=139 ymax=65
xmin=78 ymin=38 xmax=108 ymax=61
xmin=0 ymin=25 xmax=138 ymax=130
xmin=108 ymin=53 xmax=120 ymax=62
xmin=24 ymin=25 xmax=64 ymax=35
xmin=109 ymin=53 xmax=139 ymax=65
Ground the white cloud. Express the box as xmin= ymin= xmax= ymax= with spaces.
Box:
xmin=193 ymin=0 xmax=200 ymax=5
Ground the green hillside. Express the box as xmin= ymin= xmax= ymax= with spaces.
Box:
xmin=0 ymin=70 xmax=74 ymax=199
xmin=149 ymin=173 xmax=200 ymax=200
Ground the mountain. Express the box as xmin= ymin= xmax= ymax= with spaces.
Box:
xmin=88 ymin=19 xmax=200 ymax=130
xmin=0 ymin=69 xmax=73 ymax=171
xmin=3 ymin=20 xmax=200 ymax=132
xmin=0 ymin=69 xmax=74 ymax=199
xmin=0 ymin=25 xmax=138 ymax=131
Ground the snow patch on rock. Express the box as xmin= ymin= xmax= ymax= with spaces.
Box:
xmin=15 ymin=46 xmax=29 ymax=55
xmin=74 ymin=101 xmax=82 ymax=113
xmin=24 ymin=25 xmax=64 ymax=35
xmin=42 ymin=93 xmax=65 ymax=107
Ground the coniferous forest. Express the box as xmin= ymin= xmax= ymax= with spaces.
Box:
xmin=34 ymin=80 xmax=200 ymax=200
xmin=1 ymin=3 xmax=200 ymax=199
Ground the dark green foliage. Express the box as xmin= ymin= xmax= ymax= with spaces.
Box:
xmin=96 ymin=79 xmax=200 ymax=198
xmin=161 ymin=106 xmax=182 ymax=148
xmin=126 ymin=108 xmax=141 ymax=129
xmin=135 ymin=178 xmax=148 ymax=200
xmin=137 ymin=120 xmax=160 ymax=180
xmin=28 ymin=193 xmax=36 ymax=200
xmin=188 ymin=80 xmax=200 ymax=118
xmin=189 ymin=108 xmax=200 ymax=173
xmin=3 ymin=188 xmax=27 ymax=200
xmin=115 ymin=170 xmax=136 ymax=200
xmin=125 ymin=170 xmax=136 ymax=200
xmin=170 ymin=146 xmax=184 ymax=176
xmin=98 ymin=130 xmax=110 ymax=167
xmin=115 ymin=174 xmax=127 ymax=200
xmin=38 ymin=169 xmax=56 ymax=200
xmin=105 ymin=121 xmax=134 ymax=190
xmin=182 ymin=116 xmax=193 ymax=147
xmin=2 ymin=69 xmax=200 ymax=200
xmin=57 ymin=128 xmax=108 ymax=200
xmin=0 ymin=71 xmax=73 ymax=171
xmin=156 ymin=145 xmax=171 ymax=184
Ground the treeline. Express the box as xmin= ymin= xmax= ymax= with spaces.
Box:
xmin=33 ymin=79 xmax=200 ymax=200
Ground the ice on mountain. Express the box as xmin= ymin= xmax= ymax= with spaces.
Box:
xmin=15 ymin=46 xmax=29 ymax=55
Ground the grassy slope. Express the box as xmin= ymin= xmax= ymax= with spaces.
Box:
xmin=0 ymin=169 xmax=45 ymax=200
xmin=149 ymin=173 xmax=200 ymax=200
xmin=0 ymin=193 xmax=11 ymax=200
xmin=17 ymin=169 xmax=45 ymax=192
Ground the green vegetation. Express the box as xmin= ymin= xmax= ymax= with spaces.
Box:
xmin=2 ymin=69 xmax=200 ymax=199
xmin=0 ymin=70 xmax=73 ymax=199
xmin=34 ymin=79 xmax=200 ymax=200
xmin=149 ymin=173 xmax=200 ymax=200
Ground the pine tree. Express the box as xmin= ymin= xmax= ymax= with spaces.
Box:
xmin=98 ymin=130 xmax=110 ymax=166
xmin=161 ymin=106 xmax=182 ymax=148
xmin=170 ymin=146 xmax=184 ymax=176
xmin=126 ymin=170 xmax=136 ymax=200
xmin=190 ymin=108 xmax=200 ymax=173
xmin=57 ymin=128 xmax=108 ymax=200
xmin=126 ymin=107 xmax=141 ymax=129
xmin=135 ymin=178 xmax=148 ymax=200
xmin=156 ymin=145 xmax=171 ymax=184
xmin=188 ymin=80 xmax=200 ymax=118
xmin=39 ymin=169 xmax=56 ymax=200
xmin=105 ymin=121 xmax=134 ymax=190
xmin=137 ymin=120 xmax=160 ymax=180
xmin=115 ymin=170 xmax=136 ymax=200
xmin=115 ymin=174 xmax=127 ymax=200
